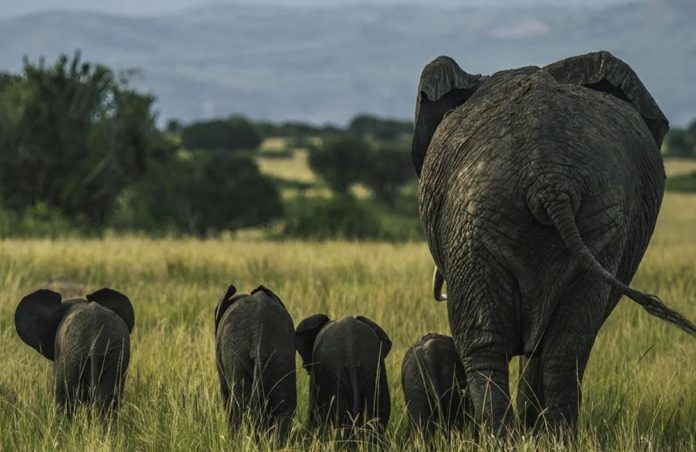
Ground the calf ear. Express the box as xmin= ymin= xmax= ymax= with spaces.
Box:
xmin=544 ymin=50 xmax=669 ymax=147
xmin=86 ymin=288 xmax=135 ymax=333
xmin=295 ymin=314 xmax=330 ymax=370
xmin=15 ymin=289 xmax=65 ymax=360
xmin=251 ymin=285 xmax=286 ymax=309
xmin=356 ymin=316 xmax=392 ymax=357
xmin=214 ymin=284 xmax=243 ymax=333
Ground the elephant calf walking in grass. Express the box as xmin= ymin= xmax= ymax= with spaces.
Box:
xmin=214 ymin=284 xmax=296 ymax=439
xmin=15 ymin=288 xmax=134 ymax=417
xmin=295 ymin=315 xmax=392 ymax=436
xmin=412 ymin=50 xmax=696 ymax=435
xmin=401 ymin=333 xmax=470 ymax=436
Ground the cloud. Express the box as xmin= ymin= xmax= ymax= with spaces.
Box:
xmin=489 ymin=18 xmax=550 ymax=38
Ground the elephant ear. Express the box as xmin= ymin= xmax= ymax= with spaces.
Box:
xmin=251 ymin=285 xmax=286 ymax=309
xmin=544 ymin=50 xmax=669 ymax=147
xmin=356 ymin=316 xmax=392 ymax=358
xmin=413 ymin=56 xmax=484 ymax=177
xmin=214 ymin=284 xmax=246 ymax=334
xmin=15 ymin=289 xmax=66 ymax=360
xmin=86 ymin=288 xmax=135 ymax=333
xmin=295 ymin=314 xmax=330 ymax=370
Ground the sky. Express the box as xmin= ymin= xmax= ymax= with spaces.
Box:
xmin=0 ymin=0 xmax=640 ymax=18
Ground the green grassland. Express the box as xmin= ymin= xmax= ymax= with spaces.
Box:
xmin=0 ymin=163 xmax=695 ymax=451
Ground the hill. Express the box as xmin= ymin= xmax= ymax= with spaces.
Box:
xmin=0 ymin=0 xmax=694 ymax=125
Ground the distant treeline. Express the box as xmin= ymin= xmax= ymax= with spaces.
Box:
xmin=0 ymin=53 xmax=419 ymax=240
xmin=664 ymin=121 xmax=696 ymax=158
xmin=1 ymin=53 xmax=694 ymax=239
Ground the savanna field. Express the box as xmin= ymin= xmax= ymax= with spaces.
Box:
xmin=0 ymin=162 xmax=695 ymax=451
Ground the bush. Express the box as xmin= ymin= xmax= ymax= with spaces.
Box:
xmin=348 ymin=114 xmax=413 ymax=141
xmin=666 ymin=171 xmax=696 ymax=192
xmin=111 ymin=150 xmax=283 ymax=235
xmin=308 ymin=135 xmax=371 ymax=193
xmin=282 ymin=195 xmax=382 ymax=240
xmin=259 ymin=148 xmax=294 ymax=159
xmin=255 ymin=120 xmax=341 ymax=140
xmin=282 ymin=195 xmax=422 ymax=241
xmin=0 ymin=202 xmax=77 ymax=238
xmin=181 ymin=115 xmax=262 ymax=151
xmin=361 ymin=142 xmax=415 ymax=206
xmin=664 ymin=129 xmax=695 ymax=158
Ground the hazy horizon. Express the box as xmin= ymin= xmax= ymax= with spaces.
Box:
xmin=0 ymin=0 xmax=642 ymax=19
xmin=1 ymin=0 xmax=691 ymax=126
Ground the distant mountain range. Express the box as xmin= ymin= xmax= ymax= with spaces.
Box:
xmin=1 ymin=0 xmax=694 ymax=126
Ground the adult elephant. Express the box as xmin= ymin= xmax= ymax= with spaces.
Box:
xmin=412 ymin=51 xmax=695 ymax=434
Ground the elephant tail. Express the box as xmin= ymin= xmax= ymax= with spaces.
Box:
xmin=545 ymin=196 xmax=696 ymax=337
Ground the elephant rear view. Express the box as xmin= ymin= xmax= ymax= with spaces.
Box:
xmin=295 ymin=315 xmax=392 ymax=435
xmin=214 ymin=284 xmax=296 ymax=438
xmin=412 ymin=51 xmax=696 ymax=433
xmin=402 ymin=333 xmax=470 ymax=435
xmin=15 ymin=288 xmax=134 ymax=417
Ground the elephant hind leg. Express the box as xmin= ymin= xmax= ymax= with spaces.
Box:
xmin=448 ymin=257 xmax=519 ymax=436
xmin=260 ymin=357 xmax=296 ymax=440
xmin=535 ymin=280 xmax=610 ymax=432
xmin=90 ymin=350 xmax=129 ymax=419
xmin=460 ymin=351 xmax=513 ymax=436
xmin=225 ymin=364 xmax=253 ymax=432
xmin=517 ymin=354 xmax=544 ymax=431
xmin=55 ymin=358 xmax=90 ymax=416
xmin=404 ymin=386 xmax=436 ymax=434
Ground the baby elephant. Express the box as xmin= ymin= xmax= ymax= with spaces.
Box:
xmin=214 ymin=285 xmax=296 ymax=438
xmin=295 ymin=314 xmax=392 ymax=434
xmin=401 ymin=333 xmax=470 ymax=435
xmin=15 ymin=288 xmax=134 ymax=417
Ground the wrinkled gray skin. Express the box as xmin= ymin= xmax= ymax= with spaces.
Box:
xmin=401 ymin=333 xmax=470 ymax=435
xmin=214 ymin=285 xmax=296 ymax=439
xmin=413 ymin=51 xmax=696 ymax=434
xmin=295 ymin=315 xmax=392 ymax=434
xmin=15 ymin=288 xmax=134 ymax=417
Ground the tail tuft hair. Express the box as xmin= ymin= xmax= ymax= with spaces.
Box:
xmin=632 ymin=291 xmax=696 ymax=337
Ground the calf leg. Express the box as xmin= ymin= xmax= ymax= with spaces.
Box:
xmin=261 ymin=356 xmax=296 ymax=441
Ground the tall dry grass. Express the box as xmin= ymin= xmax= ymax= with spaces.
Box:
xmin=0 ymin=193 xmax=694 ymax=450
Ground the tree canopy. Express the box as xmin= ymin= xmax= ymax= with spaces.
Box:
xmin=0 ymin=53 xmax=162 ymax=225
xmin=181 ymin=115 xmax=262 ymax=151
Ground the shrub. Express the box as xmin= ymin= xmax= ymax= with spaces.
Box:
xmin=664 ymin=129 xmax=695 ymax=158
xmin=282 ymin=195 xmax=422 ymax=241
xmin=0 ymin=202 xmax=77 ymax=238
xmin=308 ymin=135 xmax=371 ymax=193
xmin=666 ymin=171 xmax=696 ymax=192
xmin=361 ymin=142 xmax=415 ymax=206
xmin=181 ymin=115 xmax=262 ymax=151
xmin=111 ymin=150 xmax=282 ymax=235
xmin=282 ymin=195 xmax=382 ymax=240
xmin=348 ymin=114 xmax=414 ymax=141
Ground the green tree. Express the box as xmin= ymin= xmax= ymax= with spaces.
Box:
xmin=166 ymin=119 xmax=182 ymax=133
xmin=0 ymin=52 xmax=162 ymax=225
xmin=665 ymin=129 xmax=695 ymax=158
xmin=181 ymin=115 xmax=262 ymax=151
xmin=348 ymin=114 xmax=413 ymax=141
xmin=113 ymin=150 xmax=282 ymax=235
xmin=308 ymin=135 xmax=371 ymax=193
xmin=361 ymin=143 xmax=414 ymax=206
xmin=283 ymin=195 xmax=382 ymax=240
